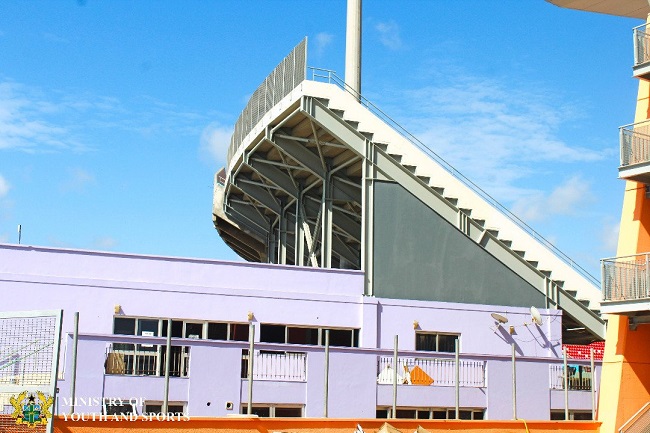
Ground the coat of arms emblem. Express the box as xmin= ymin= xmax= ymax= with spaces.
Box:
xmin=10 ymin=391 xmax=53 ymax=428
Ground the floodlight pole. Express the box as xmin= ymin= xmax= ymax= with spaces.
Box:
xmin=345 ymin=0 xmax=362 ymax=100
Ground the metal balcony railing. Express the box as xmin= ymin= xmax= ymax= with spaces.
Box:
xmin=104 ymin=344 xmax=189 ymax=378
xmin=377 ymin=356 xmax=485 ymax=388
xmin=620 ymin=121 xmax=650 ymax=167
xmin=549 ymin=364 xmax=593 ymax=391
xmin=634 ymin=24 xmax=650 ymax=67
xmin=602 ymin=253 xmax=650 ymax=302
xmin=241 ymin=351 xmax=307 ymax=382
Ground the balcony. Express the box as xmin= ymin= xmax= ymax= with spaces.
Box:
xmin=241 ymin=350 xmax=307 ymax=382
xmin=549 ymin=364 xmax=594 ymax=391
xmin=376 ymin=356 xmax=486 ymax=388
xmin=619 ymin=121 xmax=650 ymax=183
xmin=634 ymin=24 xmax=650 ymax=80
xmin=104 ymin=343 xmax=189 ymax=377
xmin=601 ymin=253 xmax=650 ymax=315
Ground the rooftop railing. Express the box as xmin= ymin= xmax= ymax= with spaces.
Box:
xmin=602 ymin=253 xmax=650 ymax=302
xmin=620 ymin=120 xmax=650 ymax=167
xmin=634 ymin=24 xmax=650 ymax=67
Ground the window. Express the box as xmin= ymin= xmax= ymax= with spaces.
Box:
xmin=184 ymin=322 xmax=203 ymax=339
xmin=415 ymin=332 xmax=459 ymax=353
xmin=208 ymin=322 xmax=227 ymax=340
xmin=261 ymin=325 xmax=285 ymax=343
xmin=260 ymin=324 xmax=359 ymax=347
xmin=551 ymin=411 xmax=593 ymax=420
xmin=102 ymin=399 xmax=136 ymax=416
xmin=377 ymin=407 xmax=484 ymax=420
xmin=230 ymin=323 xmax=250 ymax=341
xmin=143 ymin=402 xmax=185 ymax=416
xmin=241 ymin=405 xmax=303 ymax=417
xmin=287 ymin=327 xmax=319 ymax=345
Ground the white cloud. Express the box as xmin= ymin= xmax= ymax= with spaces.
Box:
xmin=60 ymin=168 xmax=95 ymax=193
xmin=0 ymin=81 xmax=85 ymax=152
xmin=375 ymin=21 xmax=402 ymax=50
xmin=390 ymin=77 xmax=609 ymax=201
xmin=314 ymin=32 xmax=334 ymax=56
xmin=511 ymin=176 xmax=594 ymax=222
xmin=0 ymin=174 xmax=9 ymax=197
xmin=200 ymin=122 xmax=232 ymax=165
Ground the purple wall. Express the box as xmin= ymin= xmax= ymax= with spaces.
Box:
xmin=1 ymin=244 xmax=598 ymax=420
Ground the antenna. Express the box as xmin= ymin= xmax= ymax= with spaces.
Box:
xmin=17 ymin=224 xmax=21 ymax=244
xmin=530 ymin=306 xmax=543 ymax=326
xmin=491 ymin=312 xmax=509 ymax=324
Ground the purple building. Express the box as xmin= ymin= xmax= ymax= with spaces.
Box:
xmin=0 ymin=243 xmax=599 ymax=420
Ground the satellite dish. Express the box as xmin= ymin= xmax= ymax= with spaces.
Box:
xmin=491 ymin=312 xmax=508 ymax=324
xmin=530 ymin=306 xmax=543 ymax=325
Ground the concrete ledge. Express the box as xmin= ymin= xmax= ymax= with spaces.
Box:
xmin=51 ymin=416 xmax=600 ymax=433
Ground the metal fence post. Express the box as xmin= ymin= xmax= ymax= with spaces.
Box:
xmin=563 ymin=347 xmax=569 ymax=420
xmin=324 ymin=329 xmax=330 ymax=418
xmin=512 ymin=342 xmax=517 ymax=420
xmin=591 ymin=347 xmax=596 ymax=420
xmin=247 ymin=323 xmax=255 ymax=415
xmin=69 ymin=312 xmax=79 ymax=415
xmin=455 ymin=339 xmax=460 ymax=419
xmin=392 ymin=335 xmax=398 ymax=418
xmin=163 ymin=319 xmax=172 ymax=414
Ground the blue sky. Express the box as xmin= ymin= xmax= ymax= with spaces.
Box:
xmin=0 ymin=1 xmax=639 ymax=277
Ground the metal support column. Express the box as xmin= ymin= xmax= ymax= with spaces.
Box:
xmin=295 ymin=184 xmax=305 ymax=266
xmin=321 ymin=163 xmax=333 ymax=268
xmin=268 ymin=223 xmax=277 ymax=264
xmin=279 ymin=203 xmax=287 ymax=265
xmin=361 ymin=140 xmax=374 ymax=295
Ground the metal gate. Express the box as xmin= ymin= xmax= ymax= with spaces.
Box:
xmin=0 ymin=310 xmax=63 ymax=433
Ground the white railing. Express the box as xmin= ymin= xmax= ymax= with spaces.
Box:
xmin=602 ymin=253 xmax=650 ymax=302
xmin=241 ymin=351 xmax=306 ymax=382
xmin=307 ymin=67 xmax=600 ymax=287
xmin=227 ymin=38 xmax=307 ymax=168
xmin=105 ymin=344 xmax=189 ymax=378
xmin=549 ymin=364 xmax=593 ymax=391
xmin=377 ymin=356 xmax=485 ymax=388
xmin=634 ymin=24 xmax=650 ymax=67
xmin=620 ymin=121 xmax=650 ymax=167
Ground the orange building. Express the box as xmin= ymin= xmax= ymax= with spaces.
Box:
xmin=548 ymin=1 xmax=650 ymax=432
